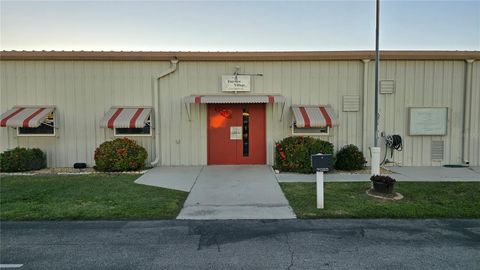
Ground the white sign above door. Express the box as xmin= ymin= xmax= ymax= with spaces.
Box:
xmin=222 ymin=75 xmax=251 ymax=92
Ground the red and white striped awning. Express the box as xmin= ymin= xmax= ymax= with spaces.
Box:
xmin=0 ymin=106 xmax=55 ymax=128
xmin=184 ymin=94 xmax=285 ymax=104
xmin=291 ymin=105 xmax=339 ymax=128
xmin=100 ymin=107 xmax=152 ymax=128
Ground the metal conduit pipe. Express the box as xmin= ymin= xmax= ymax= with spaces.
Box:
xmin=462 ymin=59 xmax=475 ymax=165
xmin=362 ymin=59 xmax=370 ymax=161
xmin=151 ymin=59 xmax=179 ymax=166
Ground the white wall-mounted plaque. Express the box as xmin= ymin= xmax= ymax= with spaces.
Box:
xmin=222 ymin=75 xmax=251 ymax=92
xmin=230 ymin=126 xmax=242 ymax=140
xmin=409 ymin=107 xmax=448 ymax=136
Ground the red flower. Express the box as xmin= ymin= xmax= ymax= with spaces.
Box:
xmin=276 ymin=143 xmax=286 ymax=160
xmin=116 ymin=148 xmax=127 ymax=155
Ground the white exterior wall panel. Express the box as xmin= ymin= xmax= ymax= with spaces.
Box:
xmin=0 ymin=61 xmax=169 ymax=167
xmin=161 ymin=61 xmax=363 ymax=166
xmin=364 ymin=60 xmax=467 ymax=166
xmin=469 ymin=61 xmax=480 ymax=165
xmin=1 ymin=59 xmax=478 ymax=167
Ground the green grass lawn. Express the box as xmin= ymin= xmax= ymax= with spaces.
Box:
xmin=0 ymin=174 xmax=188 ymax=220
xmin=280 ymin=182 xmax=480 ymax=218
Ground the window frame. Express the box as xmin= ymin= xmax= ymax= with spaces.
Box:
xmin=113 ymin=116 xmax=152 ymax=137
xmin=291 ymin=124 xmax=330 ymax=136
xmin=16 ymin=111 xmax=56 ymax=137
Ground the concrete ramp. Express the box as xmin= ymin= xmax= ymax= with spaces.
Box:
xmin=135 ymin=166 xmax=203 ymax=192
xmin=177 ymin=165 xmax=296 ymax=220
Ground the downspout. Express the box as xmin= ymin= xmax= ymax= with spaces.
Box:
xmin=362 ymin=59 xmax=370 ymax=160
xmin=151 ymin=59 xmax=179 ymax=166
xmin=462 ymin=59 xmax=474 ymax=165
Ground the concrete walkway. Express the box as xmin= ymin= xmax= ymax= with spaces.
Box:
xmin=276 ymin=172 xmax=380 ymax=182
xmin=276 ymin=166 xmax=480 ymax=183
xmin=135 ymin=166 xmax=203 ymax=192
xmin=389 ymin=166 xmax=480 ymax=181
xmin=177 ymin=165 xmax=296 ymax=220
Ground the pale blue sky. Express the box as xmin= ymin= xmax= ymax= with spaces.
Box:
xmin=1 ymin=0 xmax=479 ymax=51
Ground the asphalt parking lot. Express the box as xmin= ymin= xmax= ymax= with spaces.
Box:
xmin=1 ymin=219 xmax=479 ymax=269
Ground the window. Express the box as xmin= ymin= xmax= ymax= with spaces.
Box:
xmin=17 ymin=111 xmax=56 ymax=136
xmin=114 ymin=116 xmax=152 ymax=136
xmin=101 ymin=107 xmax=153 ymax=136
xmin=290 ymin=105 xmax=338 ymax=136
xmin=291 ymin=124 xmax=329 ymax=136
xmin=242 ymin=108 xmax=249 ymax=156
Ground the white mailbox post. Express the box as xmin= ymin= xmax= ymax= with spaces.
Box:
xmin=316 ymin=171 xmax=324 ymax=209
xmin=311 ymin=153 xmax=332 ymax=209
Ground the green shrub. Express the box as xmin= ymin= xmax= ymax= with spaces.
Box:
xmin=334 ymin=144 xmax=366 ymax=171
xmin=0 ymin=147 xmax=47 ymax=172
xmin=94 ymin=138 xmax=148 ymax=172
xmin=275 ymin=136 xmax=334 ymax=173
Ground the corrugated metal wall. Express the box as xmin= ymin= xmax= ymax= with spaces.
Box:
xmin=469 ymin=61 xmax=480 ymax=166
xmin=0 ymin=61 xmax=170 ymax=167
xmin=365 ymin=60 xmax=468 ymax=166
xmin=162 ymin=61 xmax=364 ymax=166
xmin=1 ymin=59 xmax=478 ymax=167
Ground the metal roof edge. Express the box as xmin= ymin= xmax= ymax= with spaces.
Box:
xmin=0 ymin=50 xmax=479 ymax=61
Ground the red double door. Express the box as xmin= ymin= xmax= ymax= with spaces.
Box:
xmin=207 ymin=104 xmax=266 ymax=165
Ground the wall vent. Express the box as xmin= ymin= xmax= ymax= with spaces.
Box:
xmin=431 ymin=141 xmax=444 ymax=160
xmin=380 ymin=80 xmax=395 ymax=94
xmin=343 ymin=95 xmax=360 ymax=112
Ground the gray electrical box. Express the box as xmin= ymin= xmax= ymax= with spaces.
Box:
xmin=311 ymin=153 xmax=332 ymax=172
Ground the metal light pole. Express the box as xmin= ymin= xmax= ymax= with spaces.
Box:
xmin=371 ymin=0 xmax=381 ymax=176
xmin=374 ymin=0 xmax=380 ymax=147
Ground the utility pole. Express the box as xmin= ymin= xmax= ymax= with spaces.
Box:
xmin=371 ymin=0 xmax=381 ymax=176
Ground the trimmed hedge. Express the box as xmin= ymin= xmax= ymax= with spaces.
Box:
xmin=334 ymin=144 xmax=366 ymax=171
xmin=94 ymin=138 xmax=148 ymax=172
xmin=0 ymin=147 xmax=47 ymax=172
xmin=275 ymin=136 xmax=334 ymax=173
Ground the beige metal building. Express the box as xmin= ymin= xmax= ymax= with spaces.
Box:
xmin=1 ymin=51 xmax=479 ymax=167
